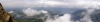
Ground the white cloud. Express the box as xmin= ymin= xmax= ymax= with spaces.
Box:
xmin=75 ymin=9 xmax=94 ymax=22
xmin=22 ymin=8 xmax=41 ymax=17
xmin=41 ymin=10 xmax=48 ymax=14
xmin=45 ymin=13 xmax=73 ymax=22
xmin=8 ymin=11 xmax=14 ymax=13
xmin=22 ymin=8 xmax=48 ymax=17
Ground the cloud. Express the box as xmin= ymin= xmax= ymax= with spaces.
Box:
xmin=41 ymin=10 xmax=48 ymax=14
xmin=22 ymin=8 xmax=41 ymax=17
xmin=0 ymin=0 xmax=100 ymax=9
xmin=75 ymin=9 xmax=94 ymax=22
xmin=45 ymin=13 xmax=73 ymax=22
xmin=22 ymin=8 xmax=48 ymax=17
xmin=8 ymin=11 xmax=14 ymax=13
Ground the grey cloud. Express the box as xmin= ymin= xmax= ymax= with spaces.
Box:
xmin=0 ymin=0 xmax=100 ymax=9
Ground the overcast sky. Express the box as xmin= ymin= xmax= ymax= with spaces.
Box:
xmin=0 ymin=0 xmax=100 ymax=9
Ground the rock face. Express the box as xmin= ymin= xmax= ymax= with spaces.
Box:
xmin=0 ymin=3 xmax=16 ymax=22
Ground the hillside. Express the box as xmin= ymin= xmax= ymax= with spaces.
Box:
xmin=0 ymin=3 xmax=16 ymax=22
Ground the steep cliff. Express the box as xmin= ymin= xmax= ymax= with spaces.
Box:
xmin=0 ymin=3 xmax=16 ymax=22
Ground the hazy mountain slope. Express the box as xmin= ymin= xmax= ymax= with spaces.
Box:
xmin=72 ymin=9 xmax=100 ymax=22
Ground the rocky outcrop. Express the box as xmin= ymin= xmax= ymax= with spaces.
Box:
xmin=0 ymin=3 xmax=16 ymax=22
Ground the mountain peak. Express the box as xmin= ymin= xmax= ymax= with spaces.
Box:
xmin=0 ymin=3 xmax=2 ymax=7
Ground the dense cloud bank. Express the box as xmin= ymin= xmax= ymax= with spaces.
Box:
xmin=0 ymin=0 xmax=100 ymax=8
